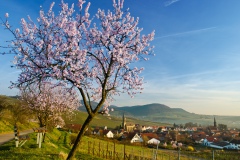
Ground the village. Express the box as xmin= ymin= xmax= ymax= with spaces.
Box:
xmin=66 ymin=114 xmax=240 ymax=151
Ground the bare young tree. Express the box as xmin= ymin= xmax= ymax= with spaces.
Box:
xmin=0 ymin=95 xmax=30 ymax=136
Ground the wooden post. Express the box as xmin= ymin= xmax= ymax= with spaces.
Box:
xmin=99 ymin=141 xmax=100 ymax=156
xmin=93 ymin=141 xmax=95 ymax=155
xmin=103 ymin=143 xmax=105 ymax=158
xmin=139 ymin=150 xmax=141 ymax=160
xmin=155 ymin=142 xmax=159 ymax=160
xmin=39 ymin=133 xmax=42 ymax=148
xmin=132 ymin=148 xmax=133 ymax=159
xmin=152 ymin=149 xmax=154 ymax=160
xmin=14 ymin=125 xmax=19 ymax=147
xmin=143 ymin=150 xmax=144 ymax=160
xmin=88 ymin=141 xmax=90 ymax=154
xmin=114 ymin=142 xmax=116 ymax=160
xmin=212 ymin=150 xmax=214 ymax=160
xmin=106 ymin=142 xmax=108 ymax=158
xmin=107 ymin=142 xmax=109 ymax=151
xmin=37 ymin=132 xmax=39 ymax=144
xmin=124 ymin=143 xmax=126 ymax=160
xmin=42 ymin=132 xmax=45 ymax=142
xmin=178 ymin=147 xmax=180 ymax=160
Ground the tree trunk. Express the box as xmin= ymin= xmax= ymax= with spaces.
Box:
xmin=38 ymin=116 xmax=44 ymax=128
xmin=67 ymin=114 xmax=94 ymax=160
xmin=42 ymin=132 xmax=46 ymax=142
xmin=38 ymin=116 xmax=47 ymax=142
xmin=42 ymin=117 xmax=48 ymax=142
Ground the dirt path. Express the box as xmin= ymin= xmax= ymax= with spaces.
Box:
xmin=0 ymin=129 xmax=33 ymax=145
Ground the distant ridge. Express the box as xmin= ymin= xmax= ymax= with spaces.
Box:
xmin=4 ymin=95 xmax=240 ymax=127
xmin=79 ymin=101 xmax=192 ymax=116
xmin=114 ymin=103 xmax=189 ymax=116
xmin=78 ymin=101 xmax=240 ymax=127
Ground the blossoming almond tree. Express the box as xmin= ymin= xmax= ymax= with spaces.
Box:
xmin=1 ymin=0 xmax=154 ymax=159
xmin=20 ymin=82 xmax=80 ymax=130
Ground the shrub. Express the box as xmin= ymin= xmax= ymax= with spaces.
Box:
xmin=187 ymin=146 xmax=195 ymax=151
xmin=69 ymin=133 xmax=78 ymax=145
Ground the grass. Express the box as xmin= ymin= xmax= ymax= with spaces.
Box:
xmin=1 ymin=128 xmax=239 ymax=160
xmin=0 ymin=128 xmax=193 ymax=160
xmin=0 ymin=128 xmax=103 ymax=160
xmin=78 ymin=136 xmax=198 ymax=160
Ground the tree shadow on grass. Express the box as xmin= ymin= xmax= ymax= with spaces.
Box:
xmin=0 ymin=141 xmax=15 ymax=150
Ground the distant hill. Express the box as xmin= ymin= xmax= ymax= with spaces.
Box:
xmin=114 ymin=103 xmax=189 ymax=116
xmin=110 ymin=103 xmax=198 ymax=124
xmin=3 ymin=95 xmax=240 ymax=128
xmin=79 ymin=101 xmax=240 ymax=128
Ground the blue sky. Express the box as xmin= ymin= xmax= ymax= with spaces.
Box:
xmin=1 ymin=0 xmax=240 ymax=115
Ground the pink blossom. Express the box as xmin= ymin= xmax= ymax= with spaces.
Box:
xmin=178 ymin=143 xmax=183 ymax=147
xmin=172 ymin=143 xmax=177 ymax=148
xmin=20 ymin=82 xmax=80 ymax=128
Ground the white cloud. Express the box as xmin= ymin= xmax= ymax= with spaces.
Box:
xmin=155 ymin=27 xmax=217 ymax=39
xmin=113 ymin=67 xmax=240 ymax=116
xmin=164 ymin=0 xmax=180 ymax=7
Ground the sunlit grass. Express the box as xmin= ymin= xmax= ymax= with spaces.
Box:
xmin=0 ymin=129 xmax=103 ymax=160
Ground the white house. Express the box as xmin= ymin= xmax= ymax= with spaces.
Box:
xmin=103 ymin=130 xmax=114 ymax=138
xmin=147 ymin=138 xmax=160 ymax=145
xmin=141 ymin=126 xmax=146 ymax=131
xmin=130 ymin=133 xmax=143 ymax=143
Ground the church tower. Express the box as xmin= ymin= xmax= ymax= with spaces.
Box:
xmin=122 ymin=113 xmax=126 ymax=130
xmin=214 ymin=117 xmax=217 ymax=127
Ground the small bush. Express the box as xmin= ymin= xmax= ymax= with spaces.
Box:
xmin=187 ymin=146 xmax=195 ymax=151
xmin=69 ymin=133 xmax=78 ymax=145
xmin=58 ymin=151 xmax=68 ymax=159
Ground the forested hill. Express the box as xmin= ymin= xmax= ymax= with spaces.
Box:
xmin=78 ymin=102 xmax=196 ymax=122
xmin=78 ymin=102 xmax=240 ymax=127
xmin=3 ymin=95 xmax=240 ymax=127
xmin=113 ymin=103 xmax=190 ymax=116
